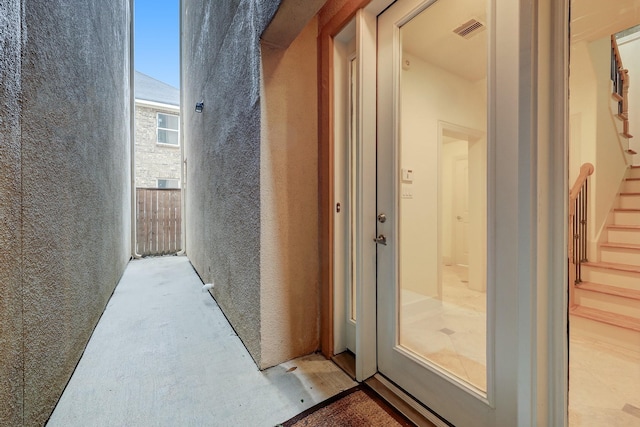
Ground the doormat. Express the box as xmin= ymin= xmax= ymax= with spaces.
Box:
xmin=277 ymin=385 xmax=416 ymax=427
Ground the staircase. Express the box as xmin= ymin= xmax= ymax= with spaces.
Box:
xmin=571 ymin=165 xmax=640 ymax=353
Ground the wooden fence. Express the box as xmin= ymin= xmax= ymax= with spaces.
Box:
xmin=136 ymin=188 xmax=182 ymax=256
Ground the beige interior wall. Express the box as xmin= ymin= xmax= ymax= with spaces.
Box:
xmin=590 ymin=37 xmax=630 ymax=242
xmin=260 ymin=17 xmax=320 ymax=368
xmin=400 ymin=53 xmax=486 ymax=297
xmin=569 ymin=37 xmax=631 ymax=250
xmin=617 ymin=34 xmax=640 ymax=163
xmin=569 ymin=41 xmax=598 ymax=185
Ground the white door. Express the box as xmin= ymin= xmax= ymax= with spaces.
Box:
xmin=376 ymin=0 xmax=519 ymax=425
xmin=453 ymin=156 xmax=469 ymax=267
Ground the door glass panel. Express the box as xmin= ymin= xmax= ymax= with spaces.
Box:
xmin=349 ymin=56 xmax=358 ymax=322
xmin=397 ymin=0 xmax=488 ymax=393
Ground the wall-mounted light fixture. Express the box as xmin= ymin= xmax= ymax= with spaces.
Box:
xmin=195 ymin=101 xmax=204 ymax=113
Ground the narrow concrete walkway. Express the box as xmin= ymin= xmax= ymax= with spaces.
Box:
xmin=47 ymin=256 xmax=355 ymax=426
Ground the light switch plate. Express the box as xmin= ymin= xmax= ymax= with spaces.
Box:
xmin=401 ymin=168 xmax=414 ymax=183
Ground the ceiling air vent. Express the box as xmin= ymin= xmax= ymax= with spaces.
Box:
xmin=453 ymin=19 xmax=485 ymax=39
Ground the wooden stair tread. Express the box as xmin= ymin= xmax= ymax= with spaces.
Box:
xmin=620 ymin=192 xmax=640 ymax=196
xmin=577 ymin=281 xmax=640 ymax=300
xmin=612 ymin=92 xmax=624 ymax=102
xmin=626 ymin=178 xmax=640 ymax=181
xmin=583 ymin=261 xmax=640 ymax=273
xmin=600 ymin=242 xmax=640 ymax=250
xmin=613 ymin=208 xmax=640 ymax=212
xmin=570 ymin=306 xmax=640 ymax=332
xmin=628 ymin=149 xmax=638 ymax=155
xmin=608 ymin=224 xmax=640 ymax=230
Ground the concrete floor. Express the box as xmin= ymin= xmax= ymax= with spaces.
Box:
xmin=47 ymin=256 xmax=355 ymax=427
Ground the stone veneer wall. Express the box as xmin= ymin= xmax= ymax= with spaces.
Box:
xmin=135 ymin=103 xmax=181 ymax=188
xmin=0 ymin=1 xmax=131 ymax=425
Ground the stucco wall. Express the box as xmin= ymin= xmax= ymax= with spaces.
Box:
xmin=135 ymin=103 xmax=181 ymax=188
xmin=182 ymin=0 xmax=282 ymax=366
xmin=0 ymin=1 xmax=24 ymax=425
xmin=0 ymin=1 xmax=132 ymax=425
xmin=260 ymin=17 xmax=320 ymax=368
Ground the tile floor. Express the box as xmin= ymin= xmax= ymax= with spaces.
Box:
xmin=399 ymin=264 xmax=640 ymax=426
xmin=400 ymin=265 xmax=487 ymax=392
xmin=47 ymin=256 xmax=356 ymax=427
xmin=569 ymin=323 xmax=640 ymax=426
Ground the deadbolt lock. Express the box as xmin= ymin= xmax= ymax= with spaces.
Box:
xmin=377 ymin=213 xmax=387 ymax=223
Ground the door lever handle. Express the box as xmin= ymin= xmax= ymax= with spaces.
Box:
xmin=373 ymin=234 xmax=387 ymax=245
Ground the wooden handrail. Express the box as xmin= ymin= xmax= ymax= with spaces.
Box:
xmin=569 ymin=163 xmax=594 ymax=308
xmin=611 ymin=35 xmax=633 ymax=140
xmin=569 ymin=163 xmax=595 ymax=205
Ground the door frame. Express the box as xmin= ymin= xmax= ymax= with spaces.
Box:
xmin=318 ymin=0 xmax=569 ymax=424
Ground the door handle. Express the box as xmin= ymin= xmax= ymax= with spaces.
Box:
xmin=373 ymin=234 xmax=387 ymax=245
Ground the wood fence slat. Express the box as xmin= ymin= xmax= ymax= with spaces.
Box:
xmin=157 ymin=190 xmax=162 ymax=254
xmin=136 ymin=189 xmax=143 ymax=254
xmin=163 ymin=191 xmax=169 ymax=255
xmin=168 ymin=191 xmax=175 ymax=253
xmin=135 ymin=188 xmax=181 ymax=256
xmin=176 ymin=190 xmax=182 ymax=252
xmin=153 ymin=190 xmax=159 ymax=254
xmin=143 ymin=189 xmax=150 ymax=254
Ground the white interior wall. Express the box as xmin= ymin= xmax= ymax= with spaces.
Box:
xmin=400 ymin=53 xmax=486 ymax=296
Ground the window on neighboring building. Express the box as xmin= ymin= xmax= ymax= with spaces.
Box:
xmin=157 ymin=178 xmax=180 ymax=189
xmin=157 ymin=113 xmax=179 ymax=145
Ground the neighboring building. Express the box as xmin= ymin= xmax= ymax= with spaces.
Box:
xmin=134 ymin=71 xmax=181 ymax=189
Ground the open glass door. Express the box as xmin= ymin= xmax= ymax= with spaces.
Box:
xmin=376 ymin=0 xmax=518 ymax=424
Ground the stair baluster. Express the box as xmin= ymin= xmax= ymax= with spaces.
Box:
xmin=569 ymin=163 xmax=594 ymax=307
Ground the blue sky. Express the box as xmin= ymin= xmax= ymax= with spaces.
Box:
xmin=134 ymin=0 xmax=180 ymax=88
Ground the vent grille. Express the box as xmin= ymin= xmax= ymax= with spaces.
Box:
xmin=453 ymin=19 xmax=485 ymax=39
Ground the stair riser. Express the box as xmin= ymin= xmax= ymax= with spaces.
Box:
xmin=607 ymin=229 xmax=640 ymax=245
xmin=629 ymin=167 xmax=640 ymax=179
xmin=570 ymin=315 xmax=640 ymax=353
xmin=613 ymin=211 xmax=640 ymax=225
xmin=575 ymin=288 xmax=640 ymax=319
xmin=624 ymin=180 xmax=640 ymax=193
xmin=619 ymin=195 xmax=640 ymax=209
xmin=582 ymin=266 xmax=640 ymax=290
xmin=600 ymin=248 xmax=640 ymax=266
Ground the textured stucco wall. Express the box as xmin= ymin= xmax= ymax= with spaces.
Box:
xmin=135 ymin=103 xmax=181 ymax=188
xmin=182 ymin=1 xmax=280 ymax=366
xmin=260 ymin=18 xmax=320 ymax=368
xmin=0 ymin=1 xmax=132 ymax=425
xmin=0 ymin=1 xmax=24 ymax=425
